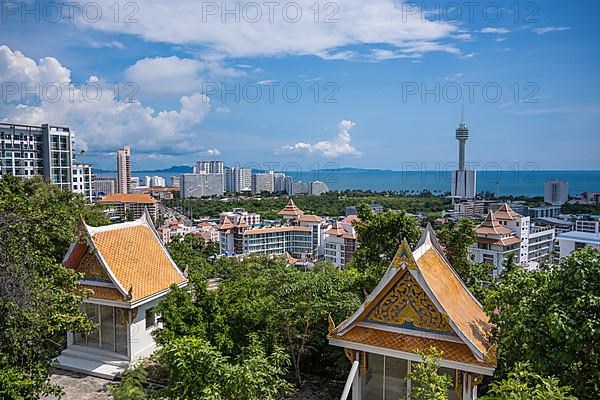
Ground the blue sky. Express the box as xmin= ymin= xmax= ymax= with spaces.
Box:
xmin=1 ymin=0 xmax=599 ymax=171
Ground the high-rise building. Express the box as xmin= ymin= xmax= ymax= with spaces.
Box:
xmin=117 ymin=145 xmax=131 ymax=194
xmin=544 ymin=180 xmax=568 ymax=205
xmin=224 ymin=167 xmax=252 ymax=193
xmin=0 ymin=122 xmax=75 ymax=191
xmin=195 ymin=160 xmax=224 ymax=174
xmin=251 ymin=172 xmax=274 ymax=194
xmin=180 ymin=173 xmax=224 ymax=198
xmin=93 ymin=178 xmax=116 ymax=199
xmin=273 ymin=173 xmax=286 ymax=193
xmin=72 ymin=163 xmax=94 ymax=202
xmin=310 ymin=180 xmax=329 ymax=196
xmin=284 ymin=176 xmax=294 ymax=195
xmin=451 ymin=119 xmax=476 ymax=199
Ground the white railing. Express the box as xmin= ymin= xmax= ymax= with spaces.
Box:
xmin=340 ymin=360 xmax=359 ymax=400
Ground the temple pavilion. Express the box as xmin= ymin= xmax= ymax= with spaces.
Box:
xmin=328 ymin=224 xmax=496 ymax=400
xmin=57 ymin=210 xmax=188 ymax=378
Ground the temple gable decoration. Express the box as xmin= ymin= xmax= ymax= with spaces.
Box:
xmin=330 ymin=224 xmax=497 ymax=374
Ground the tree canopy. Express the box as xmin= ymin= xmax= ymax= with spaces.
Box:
xmin=0 ymin=176 xmax=109 ymax=399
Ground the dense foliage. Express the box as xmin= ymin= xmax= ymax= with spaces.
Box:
xmin=165 ymin=190 xmax=449 ymax=220
xmin=0 ymin=176 xmax=109 ymax=399
xmin=485 ymin=247 xmax=600 ymax=399
xmin=406 ymin=348 xmax=452 ymax=400
xmin=481 ymin=363 xmax=576 ymax=400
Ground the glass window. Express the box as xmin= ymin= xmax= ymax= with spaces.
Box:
xmin=363 ymin=353 xmax=384 ymax=400
xmin=115 ymin=308 xmax=129 ymax=355
xmin=385 ymin=357 xmax=408 ymax=399
xmin=100 ymin=305 xmax=115 ymax=352
xmin=145 ymin=308 xmax=156 ymax=330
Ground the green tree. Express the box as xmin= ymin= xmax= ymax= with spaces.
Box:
xmin=0 ymin=176 xmax=108 ymax=398
xmin=353 ymin=204 xmax=421 ymax=267
xmin=406 ymin=347 xmax=452 ymax=400
xmin=486 ymin=248 xmax=600 ymax=399
xmin=156 ymin=336 xmax=291 ymax=400
xmin=481 ymin=363 xmax=576 ymax=400
xmin=350 ymin=204 xmax=420 ymax=291
xmin=437 ymin=218 xmax=477 ymax=276
xmin=166 ymin=234 xmax=218 ymax=277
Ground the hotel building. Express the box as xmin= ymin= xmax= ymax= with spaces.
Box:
xmin=0 ymin=122 xmax=74 ymax=191
xmin=98 ymin=193 xmax=159 ymax=222
xmin=218 ymin=199 xmax=322 ymax=259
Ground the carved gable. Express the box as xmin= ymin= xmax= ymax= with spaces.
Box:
xmin=365 ymin=270 xmax=454 ymax=334
xmin=74 ymin=250 xmax=112 ymax=282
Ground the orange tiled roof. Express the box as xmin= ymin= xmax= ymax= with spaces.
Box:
xmin=342 ymin=215 xmax=360 ymax=225
xmin=475 ymin=211 xmax=513 ymax=236
xmin=217 ymin=216 xmax=235 ymax=230
xmin=89 ymin=223 xmax=186 ymax=302
xmin=477 ymin=236 xmax=521 ymax=246
xmin=64 ymin=213 xmax=187 ymax=304
xmin=330 ymin=326 xmax=495 ymax=369
xmin=297 ymin=214 xmax=322 ymax=223
xmin=325 ymin=222 xmax=357 ymax=239
xmin=278 ymin=199 xmax=304 ymax=216
xmin=99 ymin=193 xmax=158 ymax=204
xmin=417 ymin=249 xmax=493 ymax=356
xmin=494 ymin=203 xmax=522 ymax=221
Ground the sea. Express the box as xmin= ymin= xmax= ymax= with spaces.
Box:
xmin=118 ymin=169 xmax=600 ymax=197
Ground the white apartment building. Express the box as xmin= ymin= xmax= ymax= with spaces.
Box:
xmin=220 ymin=208 xmax=261 ymax=227
xmin=180 ymin=173 xmax=224 ymax=198
xmin=555 ymin=218 xmax=600 ymax=259
xmin=72 ymin=163 xmax=93 ymax=202
xmin=310 ymin=180 xmax=329 ymax=196
xmin=544 ymin=180 xmax=569 ymax=205
xmin=251 ymin=172 xmax=274 ymax=194
xmin=556 ymin=231 xmax=600 ymax=259
xmin=469 ymin=203 xmax=555 ymax=274
xmin=94 ymin=178 xmax=116 ymax=199
xmin=224 ymin=167 xmax=252 ymax=193
xmin=323 ymin=220 xmax=358 ymax=268
xmin=196 ymin=160 xmax=224 ymax=174
xmin=0 ymin=122 xmax=75 ymax=191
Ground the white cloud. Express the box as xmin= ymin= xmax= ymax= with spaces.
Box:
xmin=215 ymin=106 xmax=231 ymax=113
xmin=88 ymin=40 xmax=125 ymax=49
xmin=0 ymin=45 xmax=213 ymax=159
xmin=124 ymin=56 xmax=244 ymax=98
xmin=74 ymin=0 xmax=467 ymax=61
xmin=281 ymin=120 xmax=361 ymax=158
xmin=204 ymin=148 xmax=221 ymax=156
xmin=480 ymin=27 xmax=510 ymax=34
xmin=533 ymin=26 xmax=571 ymax=35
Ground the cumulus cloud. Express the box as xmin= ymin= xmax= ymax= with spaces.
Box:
xmin=74 ymin=0 xmax=468 ymax=61
xmin=124 ymin=56 xmax=244 ymax=98
xmin=0 ymin=45 xmax=213 ymax=159
xmin=281 ymin=120 xmax=361 ymax=158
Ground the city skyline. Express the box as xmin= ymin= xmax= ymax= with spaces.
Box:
xmin=0 ymin=2 xmax=599 ymax=170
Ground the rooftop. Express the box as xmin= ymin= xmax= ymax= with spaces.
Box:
xmin=98 ymin=193 xmax=158 ymax=204
xmin=63 ymin=211 xmax=187 ymax=304
xmin=278 ymin=198 xmax=304 ymax=216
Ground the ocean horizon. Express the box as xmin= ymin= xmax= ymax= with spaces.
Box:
xmin=92 ymin=168 xmax=600 ymax=197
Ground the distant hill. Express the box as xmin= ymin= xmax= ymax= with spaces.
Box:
xmin=93 ymin=165 xmax=193 ymax=174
